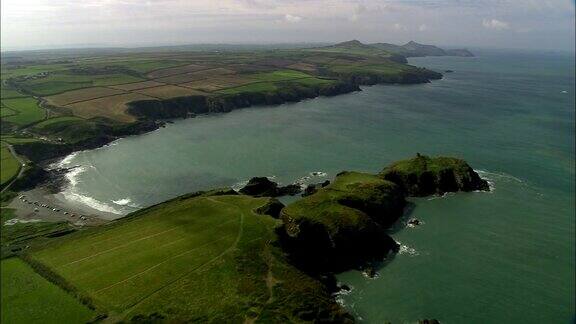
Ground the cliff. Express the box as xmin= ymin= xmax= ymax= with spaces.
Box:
xmin=379 ymin=154 xmax=490 ymax=196
xmin=127 ymin=81 xmax=360 ymax=120
xmin=277 ymin=171 xmax=405 ymax=272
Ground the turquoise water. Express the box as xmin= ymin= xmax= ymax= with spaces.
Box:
xmin=57 ymin=49 xmax=575 ymax=323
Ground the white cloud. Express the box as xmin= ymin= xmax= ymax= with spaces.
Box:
xmin=482 ymin=18 xmax=509 ymax=30
xmin=393 ymin=23 xmax=407 ymax=31
xmin=418 ymin=24 xmax=428 ymax=31
xmin=284 ymin=14 xmax=302 ymax=23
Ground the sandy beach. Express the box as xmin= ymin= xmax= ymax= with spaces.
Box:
xmin=6 ymin=186 xmax=114 ymax=226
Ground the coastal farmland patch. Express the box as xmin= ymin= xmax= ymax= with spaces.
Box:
xmin=29 ymin=194 xmax=339 ymax=321
xmin=133 ymin=85 xmax=207 ymax=99
xmin=65 ymin=93 xmax=154 ymax=122
xmin=106 ymin=60 xmax=186 ymax=74
xmin=109 ymin=80 xmax=165 ymax=91
xmin=19 ymin=72 xmax=144 ymax=96
xmin=180 ymin=75 xmax=253 ymax=92
xmin=1 ymin=97 xmax=45 ymax=126
xmin=46 ymin=87 xmax=127 ymax=106
xmin=147 ymin=64 xmax=208 ymax=79
xmin=1 ymin=258 xmax=94 ymax=324
xmin=154 ymin=72 xmax=207 ymax=85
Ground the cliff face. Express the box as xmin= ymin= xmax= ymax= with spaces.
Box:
xmin=127 ymin=81 xmax=360 ymax=120
xmin=379 ymin=154 xmax=490 ymax=196
xmin=277 ymin=172 xmax=405 ymax=272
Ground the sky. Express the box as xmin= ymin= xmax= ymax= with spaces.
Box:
xmin=1 ymin=0 xmax=574 ymax=51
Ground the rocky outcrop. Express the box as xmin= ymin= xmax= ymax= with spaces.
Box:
xmin=301 ymin=180 xmax=330 ymax=197
xmin=239 ymin=177 xmax=302 ymax=197
xmin=254 ymin=198 xmax=285 ymax=218
xmin=379 ymin=154 xmax=490 ymax=196
xmin=277 ymin=172 xmax=405 ymax=272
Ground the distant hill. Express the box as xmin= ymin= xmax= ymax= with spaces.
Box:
xmin=371 ymin=40 xmax=474 ymax=57
xmin=312 ymin=40 xmax=473 ymax=58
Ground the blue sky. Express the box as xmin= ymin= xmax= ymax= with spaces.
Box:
xmin=1 ymin=0 xmax=574 ymax=51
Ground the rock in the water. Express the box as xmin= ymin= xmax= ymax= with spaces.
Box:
xmin=379 ymin=154 xmax=489 ymax=197
xmin=278 ymin=171 xmax=405 ymax=272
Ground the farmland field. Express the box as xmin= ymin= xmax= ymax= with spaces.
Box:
xmin=147 ymin=64 xmax=208 ymax=79
xmin=109 ymin=80 xmax=165 ymax=91
xmin=65 ymin=92 xmax=154 ymax=122
xmin=20 ymin=73 xmax=144 ymax=96
xmin=1 ymin=97 xmax=45 ymax=126
xmin=30 ymin=193 xmax=339 ymax=321
xmin=134 ymin=85 xmax=206 ymax=99
xmin=0 ymin=87 xmax=27 ymax=99
xmin=46 ymin=87 xmax=126 ymax=106
xmin=0 ymin=258 xmax=95 ymax=324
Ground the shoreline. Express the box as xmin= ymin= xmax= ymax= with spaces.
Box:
xmin=8 ymin=78 xmax=442 ymax=222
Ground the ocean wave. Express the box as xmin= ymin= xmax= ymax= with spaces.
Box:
xmin=112 ymin=198 xmax=140 ymax=208
xmin=61 ymin=191 xmax=123 ymax=215
xmin=294 ymin=171 xmax=327 ymax=185
xmin=64 ymin=166 xmax=87 ymax=186
xmin=398 ymin=243 xmax=419 ymax=256
xmin=50 ymin=152 xmax=79 ymax=169
xmin=4 ymin=218 xmax=42 ymax=226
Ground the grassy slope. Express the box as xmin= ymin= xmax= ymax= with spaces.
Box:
xmin=0 ymin=144 xmax=21 ymax=186
xmin=1 ymin=97 xmax=45 ymax=126
xmin=283 ymin=172 xmax=395 ymax=233
xmin=1 ymin=257 xmax=94 ymax=324
xmin=29 ymin=193 xmax=344 ymax=322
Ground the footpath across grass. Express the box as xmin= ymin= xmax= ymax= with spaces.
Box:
xmin=29 ymin=193 xmax=344 ymax=322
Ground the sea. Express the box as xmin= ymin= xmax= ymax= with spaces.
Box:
xmin=54 ymin=48 xmax=575 ymax=323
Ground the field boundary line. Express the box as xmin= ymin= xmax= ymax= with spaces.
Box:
xmin=58 ymin=227 xmax=179 ymax=268
xmin=148 ymin=66 xmax=217 ymax=80
xmin=93 ymin=234 xmax=235 ymax=294
xmin=55 ymin=90 xmax=129 ymax=106
xmin=122 ymin=197 xmax=245 ymax=314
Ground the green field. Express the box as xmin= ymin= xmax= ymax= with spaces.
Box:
xmin=32 ymin=116 xmax=85 ymax=132
xmin=30 ymin=192 xmax=343 ymax=322
xmin=1 ymin=144 xmax=21 ymax=187
xmin=1 ymin=88 xmax=27 ymax=100
xmin=0 ymin=64 xmax=71 ymax=80
xmin=218 ymin=81 xmax=278 ymax=94
xmin=20 ymin=73 xmax=144 ymax=96
xmin=1 ymin=97 xmax=45 ymax=126
xmin=109 ymin=60 xmax=186 ymax=74
xmin=1 ymin=258 xmax=95 ymax=324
